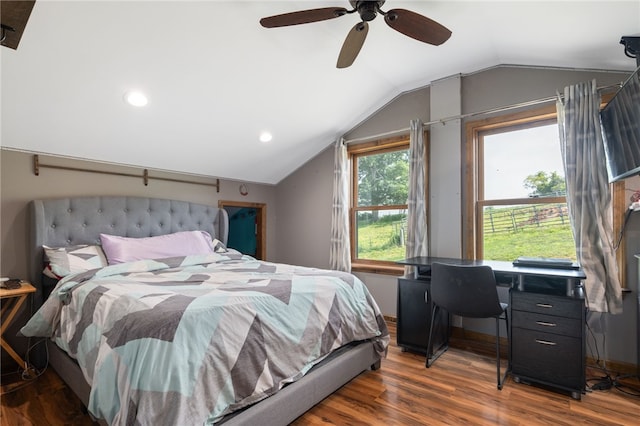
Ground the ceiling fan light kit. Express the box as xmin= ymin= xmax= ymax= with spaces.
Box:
xmin=259 ymin=0 xmax=452 ymax=68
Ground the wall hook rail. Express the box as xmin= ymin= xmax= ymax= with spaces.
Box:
xmin=32 ymin=155 xmax=220 ymax=192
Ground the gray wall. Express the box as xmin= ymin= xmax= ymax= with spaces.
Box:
xmin=274 ymin=145 xmax=333 ymax=267
xmin=276 ymin=65 xmax=638 ymax=367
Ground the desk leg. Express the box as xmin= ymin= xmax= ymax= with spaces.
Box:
xmin=426 ymin=308 xmax=451 ymax=366
xmin=0 ymin=294 xmax=29 ymax=369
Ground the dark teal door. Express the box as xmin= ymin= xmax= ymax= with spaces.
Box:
xmin=226 ymin=207 xmax=257 ymax=257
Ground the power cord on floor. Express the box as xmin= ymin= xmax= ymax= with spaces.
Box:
xmin=586 ymin=368 xmax=640 ymax=397
xmin=0 ymin=338 xmax=49 ymax=396
xmin=0 ymin=366 xmax=41 ymax=396
xmin=1 ymin=285 xmax=50 ymax=396
xmin=585 ymin=314 xmax=640 ymax=397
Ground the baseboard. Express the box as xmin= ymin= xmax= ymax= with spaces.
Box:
xmin=449 ymin=325 xmax=507 ymax=343
xmin=586 ymin=357 xmax=638 ymax=377
xmin=383 ymin=315 xmax=397 ymax=324
xmin=385 ymin=315 xmax=638 ymax=377
xmin=450 ymin=326 xmax=510 ymax=357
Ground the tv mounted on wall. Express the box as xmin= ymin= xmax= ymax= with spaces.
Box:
xmin=600 ymin=66 xmax=640 ymax=182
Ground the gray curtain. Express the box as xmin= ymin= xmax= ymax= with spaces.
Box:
xmin=330 ymin=138 xmax=351 ymax=272
xmin=405 ymin=119 xmax=429 ymax=275
xmin=556 ymin=80 xmax=623 ymax=313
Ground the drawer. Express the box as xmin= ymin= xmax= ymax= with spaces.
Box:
xmin=511 ymin=291 xmax=583 ymax=319
xmin=512 ymin=327 xmax=584 ymax=390
xmin=512 ymin=311 xmax=582 ymax=337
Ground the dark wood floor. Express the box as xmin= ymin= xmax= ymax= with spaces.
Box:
xmin=2 ymin=323 xmax=639 ymax=425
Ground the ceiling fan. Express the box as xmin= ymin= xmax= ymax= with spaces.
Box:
xmin=259 ymin=1 xmax=452 ymax=68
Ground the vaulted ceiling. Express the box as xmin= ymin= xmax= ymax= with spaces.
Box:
xmin=2 ymin=1 xmax=639 ymax=184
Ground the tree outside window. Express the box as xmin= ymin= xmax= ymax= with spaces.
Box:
xmin=349 ymin=137 xmax=410 ymax=269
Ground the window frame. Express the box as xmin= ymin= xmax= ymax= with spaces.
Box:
xmin=348 ymin=135 xmax=411 ymax=274
xmin=463 ymin=104 xmax=626 ymax=285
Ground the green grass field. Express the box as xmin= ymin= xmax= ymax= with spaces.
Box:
xmin=483 ymin=226 xmax=576 ymax=261
xmin=356 ymin=216 xmax=407 ymax=261
xmin=357 ymin=211 xmax=576 ymax=262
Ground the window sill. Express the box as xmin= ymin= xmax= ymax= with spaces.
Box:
xmin=351 ymin=262 xmax=405 ymax=276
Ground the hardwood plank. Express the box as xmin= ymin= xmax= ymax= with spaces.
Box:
xmin=1 ymin=323 xmax=638 ymax=425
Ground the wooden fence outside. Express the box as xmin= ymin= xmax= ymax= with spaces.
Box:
xmin=484 ymin=204 xmax=569 ymax=234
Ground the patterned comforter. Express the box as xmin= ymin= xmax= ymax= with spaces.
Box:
xmin=22 ymin=252 xmax=389 ymax=425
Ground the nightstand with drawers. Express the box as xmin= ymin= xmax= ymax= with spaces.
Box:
xmin=510 ymin=287 xmax=586 ymax=400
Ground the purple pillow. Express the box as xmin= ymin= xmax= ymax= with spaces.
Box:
xmin=100 ymin=231 xmax=216 ymax=264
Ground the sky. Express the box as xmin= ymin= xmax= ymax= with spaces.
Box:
xmin=483 ymin=124 xmax=564 ymax=200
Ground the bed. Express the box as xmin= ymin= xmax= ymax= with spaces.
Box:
xmin=22 ymin=196 xmax=388 ymax=425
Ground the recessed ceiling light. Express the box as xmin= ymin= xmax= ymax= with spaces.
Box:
xmin=259 ymin=131 xmax=273 ymax=143
xmin=124 ymin=91 xmax=148 ymax=107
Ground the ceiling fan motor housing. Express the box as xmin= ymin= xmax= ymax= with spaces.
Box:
xmin=351 ymin=1 xmax=385 ymax=21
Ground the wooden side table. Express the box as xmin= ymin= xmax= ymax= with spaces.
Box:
xmin=1 ymin=282 xmax=36 ymax=370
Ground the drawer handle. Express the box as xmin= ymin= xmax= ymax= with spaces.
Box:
xmin=535 ymin=339 xmax=557 ymax=346
xmin=535 ymin=303 xmax=553 ymax=309
xmin=535 ymin=321 xmax=557 ymax=327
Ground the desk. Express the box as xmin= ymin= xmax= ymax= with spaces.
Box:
xmin=1 ymin=282 xmax=36 ymax=370
xmin=398 ymin=256 xmax=586 ymax=295
xmin=397 ymin=257 xmax=586 ymax=399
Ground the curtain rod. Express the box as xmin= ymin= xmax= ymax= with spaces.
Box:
xmin=344 ymin=82 xmax=622 ymax=145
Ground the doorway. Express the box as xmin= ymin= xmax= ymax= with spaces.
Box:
xmin=218 ymin=200 xmax=266 ymax=260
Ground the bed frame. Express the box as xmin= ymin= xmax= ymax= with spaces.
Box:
xmin=29 ymin=196 xmax=381 ymax=425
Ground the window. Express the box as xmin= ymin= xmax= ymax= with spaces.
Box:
xmin=465 ymin=107 xmax=574 ymax=261
xmin=464 ymin=106 xmax=625 ymax=271
xmin=348 ymin=136 xmax=410 ymax=272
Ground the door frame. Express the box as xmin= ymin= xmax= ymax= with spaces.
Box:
xmin=218 ymin=200 xmax=266 ymax=260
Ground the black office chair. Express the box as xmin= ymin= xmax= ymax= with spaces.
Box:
xmin=425 ymin=262 xmax=509 ymax=390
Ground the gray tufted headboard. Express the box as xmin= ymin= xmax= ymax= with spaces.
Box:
xmin=30 ymin=196 xmax=228 ymax=303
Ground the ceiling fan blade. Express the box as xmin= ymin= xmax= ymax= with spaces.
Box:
xmin=384 ymin=9 xmax=452 ymax=46
xmin=337 ymin=22 xmax=369 ymax=68
xmin=260 ymin=7 xmax=349 ymax=28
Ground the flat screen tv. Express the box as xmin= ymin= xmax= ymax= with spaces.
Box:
xmin=600 ymin=66 xmax=640 ymax=182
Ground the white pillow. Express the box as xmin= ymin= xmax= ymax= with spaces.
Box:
xmin=43 ymin=245 xmax=108 ymax=278
xmin=211 ymin=238 xmax=229 ymax=253
xmin=100 ymin=231 xmax=217 ymax=264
